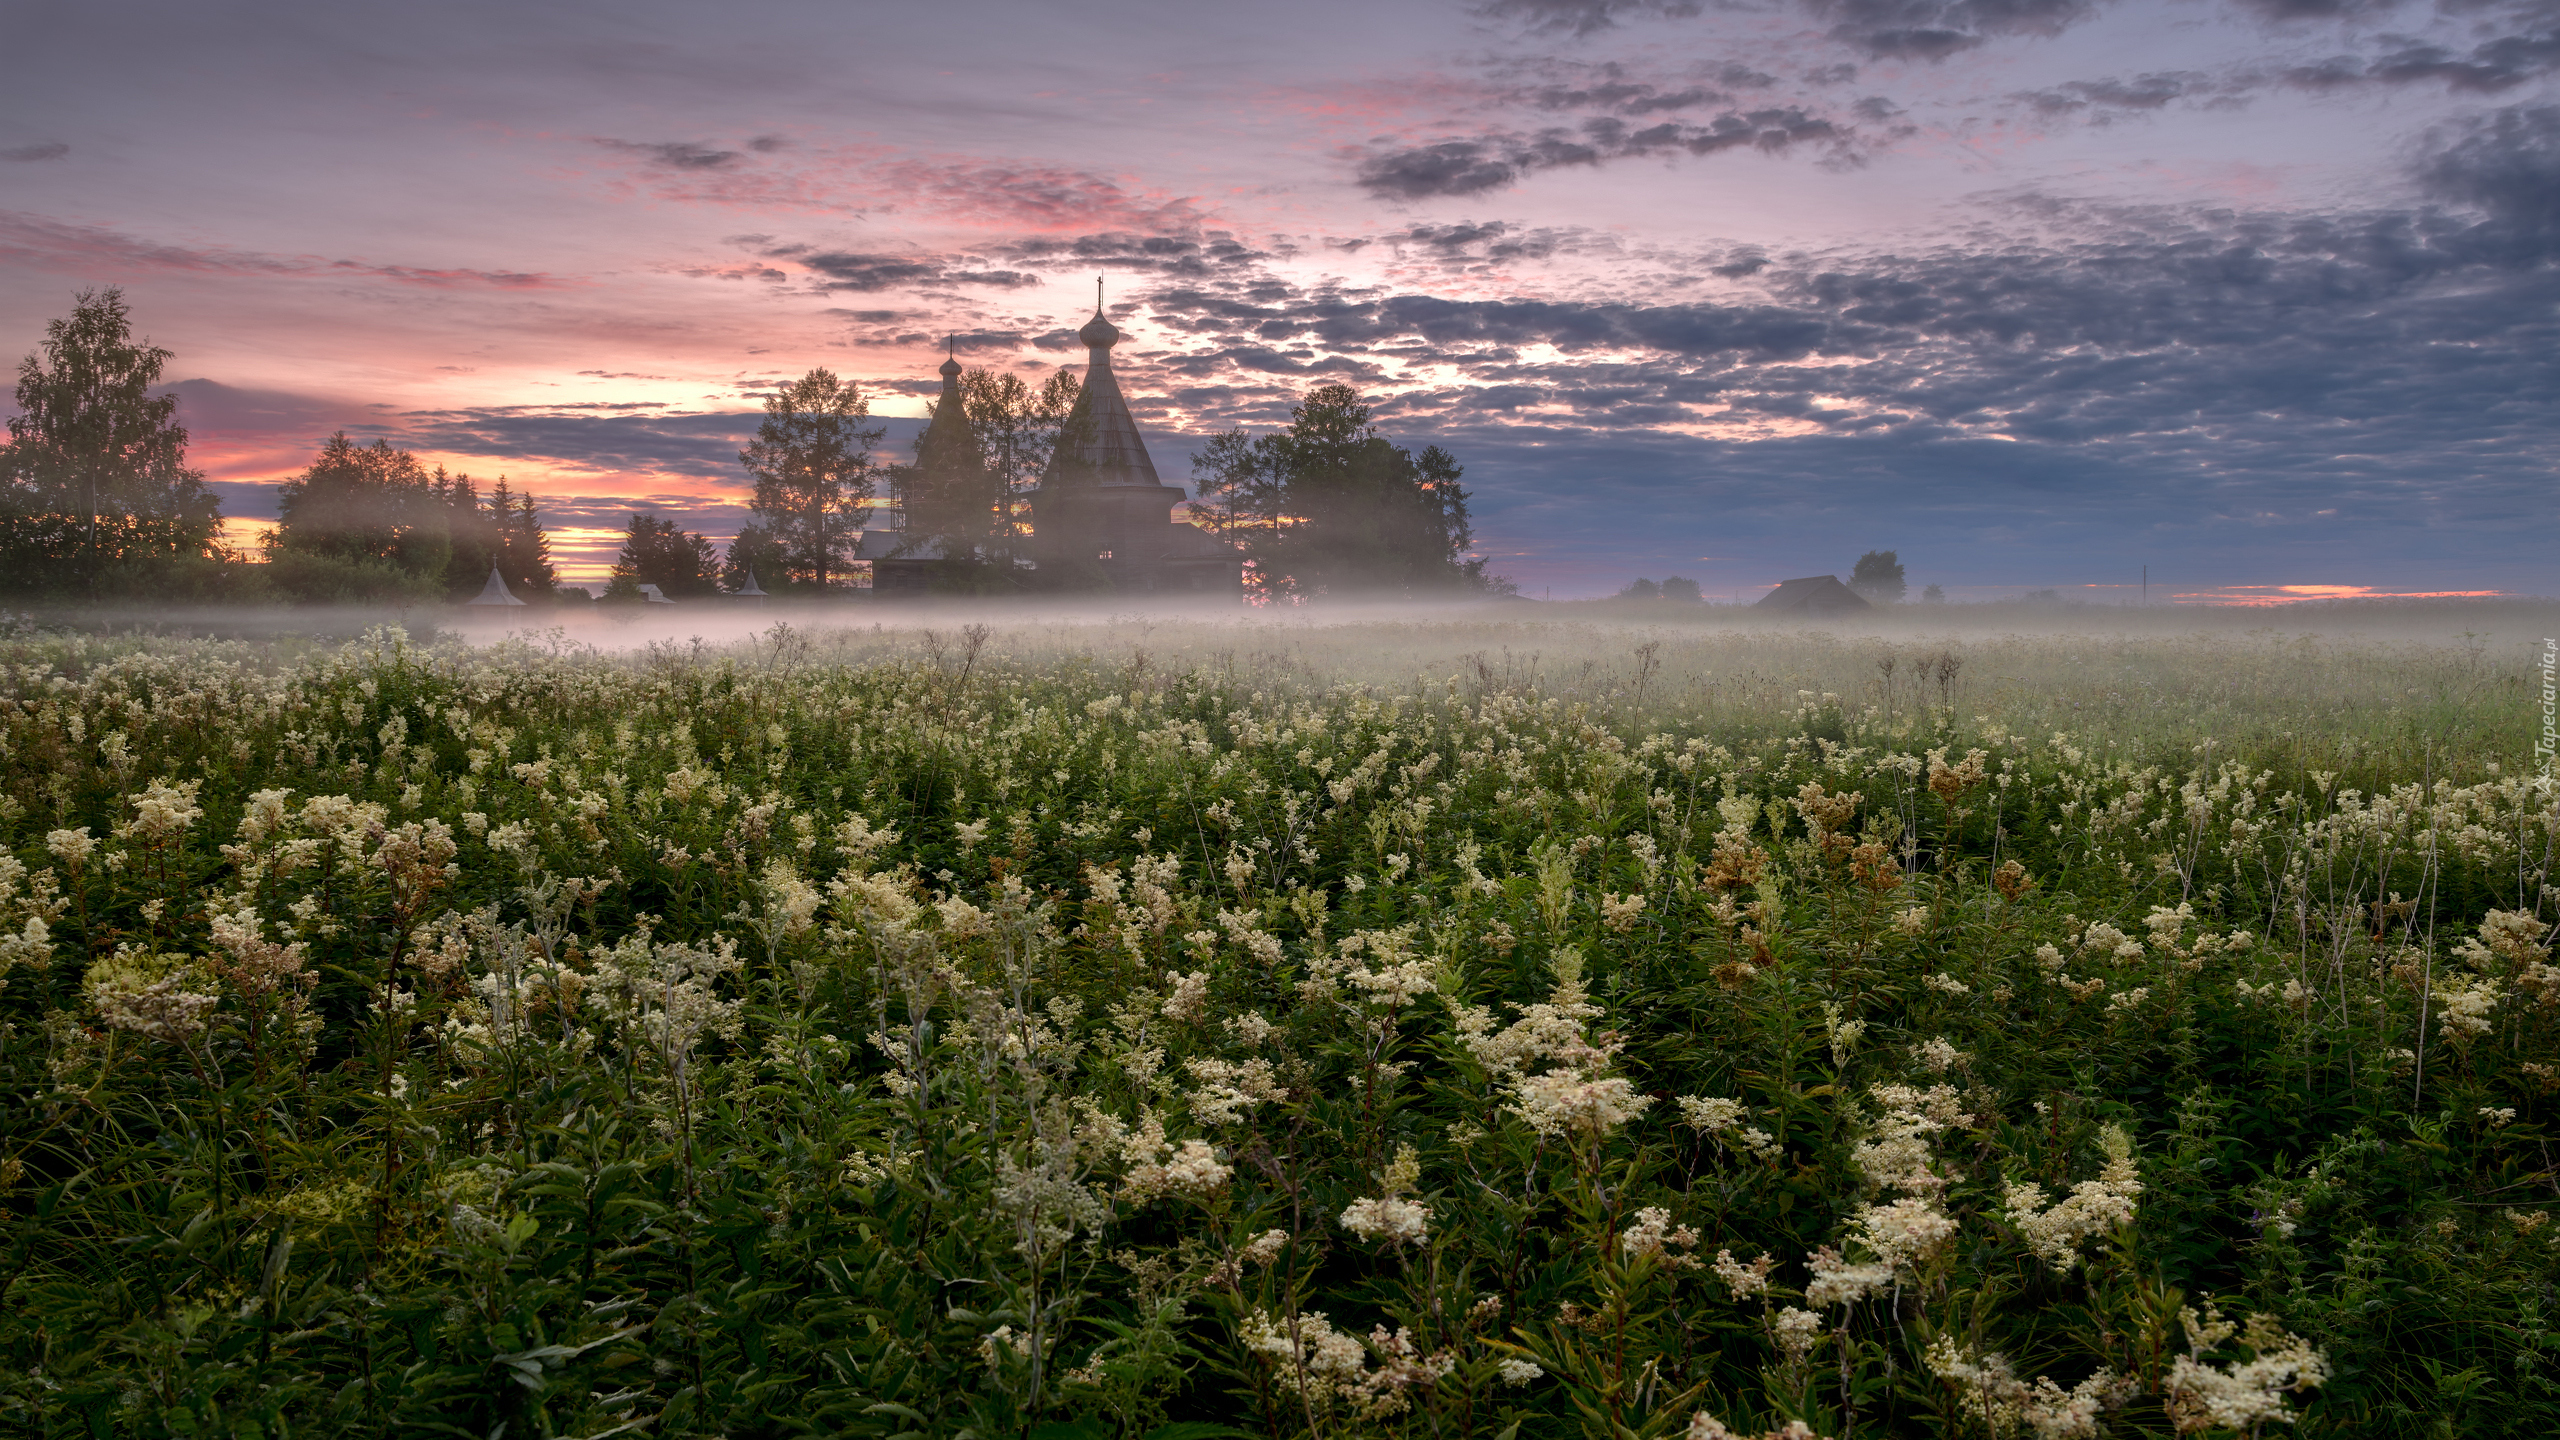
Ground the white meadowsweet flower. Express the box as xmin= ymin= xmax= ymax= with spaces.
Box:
xmin=1161 ymin=970 xmax=1212 ymax=1021
xmin=1161 ymin=1139 xmax=1233 ymax=1195
xmin=1238 ymin=1229 xmax=1291 ymax=1266
xmin=1772 ymin=1306 xmax=1825 ymax=1362
xmin=1850 ymin=1195 xmax=1957 ymax=1272
xmin=1926 ymin=1337 xmax=2128 ymax=1440
xmin=1508 ymin=1071 xmax=1652 ymax=1140
xmin=85 ymin=947 xmax=219 ymax=1043
xmin=1620 ymin=1206 xmax=1702 ymax=1265
xmin=1339 ymin=1195 xmax=1431 ymax=1246
xmin=1804 ymin=1246 xmax=1895 ymax=1308
xmin=2000 ymin=1124 xmax=2142 ymax=1272
xmin=1712 ymin=1248 xmax=1775 ymax=1297
xmin=2162 ymin=1314 xmax=2329 ymax=1435
xmin=1676 ymin=1095 xmax=1747 ymax=1133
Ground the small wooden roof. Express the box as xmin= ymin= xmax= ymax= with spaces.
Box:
xmin=467 ymin=564 xmax=527 ymax=606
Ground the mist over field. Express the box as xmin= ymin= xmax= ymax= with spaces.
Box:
xmin=1 ymin=604 xmax=2554 ymax=1438
xmin=28 ymin=595 xmax=2558 ymax=751
xmin=7 ymin=0 xmax=2560 ymax=1433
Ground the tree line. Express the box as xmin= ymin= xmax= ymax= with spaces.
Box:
xmin=3 ymin=289 xmax=1506 ymax=605
xmin=1609 ymin=555 xmax=1932 ymax=605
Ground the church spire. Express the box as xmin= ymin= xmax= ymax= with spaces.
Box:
xmin=1047 ymin=276 xmax=1161 ymax=488
xmin=910 ymin=334 xmax=986 ymax=507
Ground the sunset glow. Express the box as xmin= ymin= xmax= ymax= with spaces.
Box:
xmin=5 ymin=0 xmax=2552 ymax=597
xmin=2174 ymin=585 xmax=2514 ymax=607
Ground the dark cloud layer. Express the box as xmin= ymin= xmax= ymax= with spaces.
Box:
xmin=1473 ymin=0 xmax=1708 ymax=38
xmin=378 ymin=407 xmax=929 ymax=484
xmin=1807 ymin=0 xmax=2098 ymax=60
xmin=1357 ymin=108 xmax=1851 ymax=199
xmin=2415 ymin=104 xmax=2560 ymax=255
xmin=596 ymin=139 xmax=748 ymax=170
xmin=392 ymin=407 xmax=764 ymax=480
xmin=1088 ymin=103 xmax=2560 ymax=590
xmin=1477 ymin=0 xmax=2106 ymax=52
xmin=2284 ymin=26 xmax=2560 ymax=94
xmin=716 ymin=237 xmax=1041 ymax=293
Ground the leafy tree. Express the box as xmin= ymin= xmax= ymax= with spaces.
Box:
xmin=268 ymin=434 xmax=448 ymax=601
xmin=967 ymin=367 xmax=1081 ymax=512
xmin=606 ymin=513 xmax=721 ymax=599
xmin=1620 ymin=577 xmax=1661 ymax=600
xmin=0 ymin=287 xmax=223 ymax=595
xmin=1921 ymin=583 xmax=1946 ymax=604
xmin=1850 ymin=549 xmax=1907 ymax=604
xmin=1190 ymin=383 xmax=1494 ymax=600
xmin=269 ymin=436 xmax=551 ymax=603
xmin=739 ymin=368 xmax=882 ymax=590
xmin=1660 ymin=576 xmax=1702 ymax=603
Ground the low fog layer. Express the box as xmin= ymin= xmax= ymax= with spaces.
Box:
xmin=20 ymin=596 xmax=2551 ymax=762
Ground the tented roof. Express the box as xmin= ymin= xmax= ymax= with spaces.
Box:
xmin=467 ymin=564 xmax=527 ymax=606
xmin=1042 ymin=301 xmax=1164 ymax=490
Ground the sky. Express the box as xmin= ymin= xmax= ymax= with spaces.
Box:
xmin=2 ymin=0 xmax=2555 ymax=599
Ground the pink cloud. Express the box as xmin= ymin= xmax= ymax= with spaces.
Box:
xmin=576 ymin=140 xmax=1207 ymax=234
xmin=0 ymin=210 xmax=569 ymax=288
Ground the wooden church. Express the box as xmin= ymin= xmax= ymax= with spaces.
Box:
xmin=863 ymin=296 xmax=1240 ymax=599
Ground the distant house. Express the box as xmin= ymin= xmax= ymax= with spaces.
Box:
xmin=856 ymin=507 xmax=945 ymax=596
xmin=1755 ymin=575 xmax=1870 ymax=615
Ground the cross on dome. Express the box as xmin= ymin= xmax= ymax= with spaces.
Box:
xmin=1077 ymin=276 xmax=1119 ymax=349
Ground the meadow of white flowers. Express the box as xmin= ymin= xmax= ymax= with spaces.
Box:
xmin=0 ymin=612 xmax=2551 ymax=1439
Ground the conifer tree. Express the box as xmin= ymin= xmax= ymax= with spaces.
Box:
xmin=607 ymin=513 xmax=720 ymax=598
xmin=486 ymin=477 xmax=556 ymax=598
xmin=722 ymin=522 xmax=788 ymax=595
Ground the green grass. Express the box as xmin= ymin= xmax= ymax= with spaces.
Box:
xmin=0 ymin=615 xmax=2553 ymax=1439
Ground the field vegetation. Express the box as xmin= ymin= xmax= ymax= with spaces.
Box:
xmin=0 ymin=611 xmax=2553 ymax=1439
